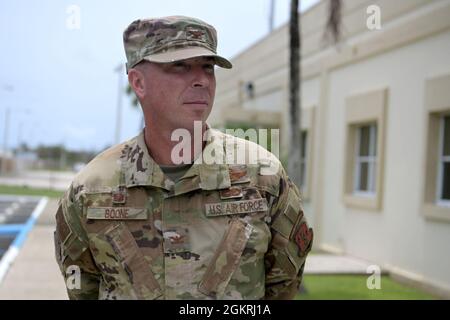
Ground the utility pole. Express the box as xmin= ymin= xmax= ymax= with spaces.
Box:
xmin=17 ymin=121 xmax=23 ymax=150
xmin=114 ymin=64 xmax=124 ymax=145
xmin=2 ymin=108 xmax=9 ymax=154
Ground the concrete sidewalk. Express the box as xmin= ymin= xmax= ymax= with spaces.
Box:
xmin=0 ymin=198 xmax=68 ymax=300
xmin=304 ymin=254 xmax=380 ymax=275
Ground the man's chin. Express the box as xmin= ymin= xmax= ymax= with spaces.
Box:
xmin=172 ymin=119 xmax=207 ymax=132
xmin=184 ymin=112 xmax=210 ymax=127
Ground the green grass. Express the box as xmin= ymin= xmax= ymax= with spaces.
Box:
xmin=0 ymin=185 xmax=63 ymax=198
xmin=295 ymin=275 xmax=437 ymax=300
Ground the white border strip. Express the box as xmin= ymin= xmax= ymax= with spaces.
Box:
xmin=0 ymin=196 xmax=48 ymax=285
xmin=0 ymin=247 xmax=19 ymax=285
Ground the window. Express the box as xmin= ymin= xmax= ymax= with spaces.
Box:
xmin=354 ymin=124 xmax=377 ymax=195
xmin=343 ymin=88 xmax=387 ymax=211
xmin=300 ymin=130 xmax=308 ymax=188
xmin=245 ymin=82 xmax=255 ymax=99
xmin=239 ymin=81 xmax=255 ymax=101
xmin=423 ymin=73 xmax=450 ymax=222
xmin=437 ymin=115 xmax=450 ymax=205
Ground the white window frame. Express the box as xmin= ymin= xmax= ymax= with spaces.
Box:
xmin=436 ymin=115 xmax=450 ymax=207
xmin=299 ymin=130 xmax=308 ymax=189
xmin=353 ymin=124 xmax=377 ymax=197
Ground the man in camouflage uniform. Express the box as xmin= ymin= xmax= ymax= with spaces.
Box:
xmin=54 ymin=15 xmax=313 ymax=300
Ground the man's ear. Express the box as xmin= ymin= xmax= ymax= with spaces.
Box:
xmin=128 ymin=68 xmax=145 ymax=100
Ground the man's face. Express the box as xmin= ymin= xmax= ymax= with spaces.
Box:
xmin=131 ymin=56 xmax=216 ymax=131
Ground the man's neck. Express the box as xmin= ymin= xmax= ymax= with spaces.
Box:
xmin=143 ymin=123 xmax=207 ymax=165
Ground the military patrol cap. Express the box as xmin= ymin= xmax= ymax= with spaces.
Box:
xmin=123 ymin=15 xmax=232 ymax=73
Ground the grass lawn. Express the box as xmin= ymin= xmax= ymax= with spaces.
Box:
xmin=0 ymin=185 xmax=63 ymax=198
xmin=295 ymin=275 xmax=437 ymax=300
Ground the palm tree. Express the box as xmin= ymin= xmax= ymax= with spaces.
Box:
xmin=324 ymin=0 xmax=342 ymax=45
xmin=288 ymin=0 xmax=342 ymax=187
xmin=289 ymin=0 xmax=341 ymax=298
xmin=288 ymin=0 xmax=302 ymax=186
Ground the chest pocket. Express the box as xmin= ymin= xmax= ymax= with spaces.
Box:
xmin=82 ymin=188 xmax=163 ymax=300
xmin=198 ymin=218 xmax=253 ymax=298
xmin=199 ymin=185 xmax=272 ymax=299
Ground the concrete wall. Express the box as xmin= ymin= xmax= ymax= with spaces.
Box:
xmin=323 ymin=29 xmax=450 ymax=292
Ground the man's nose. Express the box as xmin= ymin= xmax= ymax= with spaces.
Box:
xmin=191 ymin=67 xmax=210 ymax=88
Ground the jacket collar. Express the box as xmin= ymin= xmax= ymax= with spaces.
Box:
xmin=122 ymin=127 xmax=231 ymax=195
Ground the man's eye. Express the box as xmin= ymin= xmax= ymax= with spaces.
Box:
xmin=171 ymin=63 xmax=188 ymax=71
xmin=204 ymin=64 xmax=215 ymax=73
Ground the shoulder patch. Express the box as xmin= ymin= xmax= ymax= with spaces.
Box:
xmin=293 ymin=221 xmax=313 ymax=257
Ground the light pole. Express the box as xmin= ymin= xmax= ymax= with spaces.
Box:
xmin=269 ymin=0 xmax=276 ymax=33
xmin=114 ymin=64 xmax=124 ymax=145
xmin=1 ymin=84 xmax=14 ymax=175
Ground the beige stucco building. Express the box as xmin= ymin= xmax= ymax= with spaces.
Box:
xmin=211 ymin=0 xmax=450 ymax=297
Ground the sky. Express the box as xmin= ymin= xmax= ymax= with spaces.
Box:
xmin=0 ymin=0 xmax=320 ymax=152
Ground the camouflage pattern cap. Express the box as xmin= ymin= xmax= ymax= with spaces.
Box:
xmin=123 ymin=15 xmax=232 ymax=73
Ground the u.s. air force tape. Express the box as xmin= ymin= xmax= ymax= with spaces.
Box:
xmin=205 ymin=198 xmax=268 ymax=217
